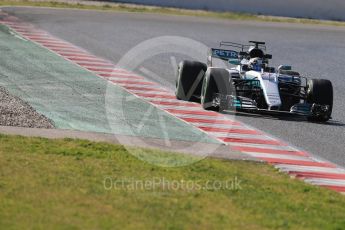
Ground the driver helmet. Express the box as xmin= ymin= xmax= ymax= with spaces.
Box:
xmin=249 ymin=57 xmax=263 ymax=71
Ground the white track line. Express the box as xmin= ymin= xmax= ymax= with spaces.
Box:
xmin=245 ymin=152 xmax=314 ymax=161
xmin=207 ymin=132 xmax=269 ymax=139
xmin=304 ymin=178 xmax=345 ymax=186
xmin=228 ymin=142 xmax=296 ymax=151
xmin=191 ymin=123 xmax=243 ymax=129
xmin=275 ymin=165 xmax=344 ymax=174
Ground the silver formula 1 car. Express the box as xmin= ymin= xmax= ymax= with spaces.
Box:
xmin=175 ymin=41 xmax=333 ymax=122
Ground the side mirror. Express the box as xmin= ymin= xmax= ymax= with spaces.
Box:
xmin=229 ymin=59 xmax=240 ymax=65
xmin=264 ymin=54 xmax=272 ymax=59
xmin=278 ymin=65 xmax=292 ymax=71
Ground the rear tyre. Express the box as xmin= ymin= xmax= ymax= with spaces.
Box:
xmin=175 ymin=60 xmax=207 ymax=102
xmin=201 ymin=68 xmax=232 ymax=111
xmin=306 ymin=79 xmax=333 ymax=122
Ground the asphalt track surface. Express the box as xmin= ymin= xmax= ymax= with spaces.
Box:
xmin=2 ymin=7 xmax=345 ymax=167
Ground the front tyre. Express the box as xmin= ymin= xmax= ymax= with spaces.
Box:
xmin=201 ymin=68 xmax=232 ymax=111
xmin=306 ymin=79 xmax=333 ymax=122
xmin=175 ymin=60 xmax=207 ymax=102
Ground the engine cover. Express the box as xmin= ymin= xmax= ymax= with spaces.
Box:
xmin=244 ymin=71 xmax=282 ymax=109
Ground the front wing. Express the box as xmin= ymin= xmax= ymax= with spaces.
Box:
xmin=215 ymin=94 xmax=331 ymax=118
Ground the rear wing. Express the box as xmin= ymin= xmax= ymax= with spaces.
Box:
xmin=208 ymin=41 xmax=270 ymax=67
xmin=220 ymin=41 xmax=266 ymax=51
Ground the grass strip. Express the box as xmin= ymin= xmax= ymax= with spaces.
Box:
xmin=0 ymin=134 xmax=345 ymax=229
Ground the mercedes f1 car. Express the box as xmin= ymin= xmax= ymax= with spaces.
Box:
xmin=175 ymin=41 xmax=333 ymax=122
